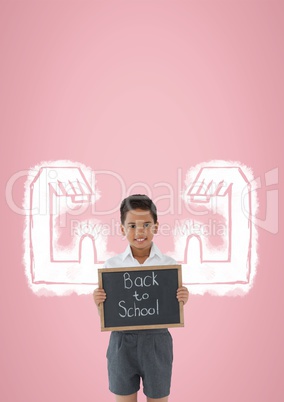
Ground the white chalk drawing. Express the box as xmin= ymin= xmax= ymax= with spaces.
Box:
xmin=23 ymin=161 xmax=111 ymax=295
xmin=171 ymin=161 xmax=258 ymax=295
xmin=23 ymin=160 xmax=259 ymax=296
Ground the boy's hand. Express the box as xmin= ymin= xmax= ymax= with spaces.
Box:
xmin=93 ymin=288 xmax=107 ymax=307
xmin=176 ymin=286 xmax=189 ymax=305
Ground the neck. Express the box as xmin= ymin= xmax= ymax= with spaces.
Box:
xmin=130 ymin=244 xmax=152 ymax=258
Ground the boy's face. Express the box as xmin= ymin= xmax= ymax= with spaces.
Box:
xmin=120 ymin=208 xmax=158 ymax=253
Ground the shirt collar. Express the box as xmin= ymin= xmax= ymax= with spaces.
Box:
xmin=121 ymin=242 xmax=163 ymax=262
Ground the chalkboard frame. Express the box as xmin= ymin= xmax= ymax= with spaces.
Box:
xmin=98 ymin=264 xmax=184 ymax=331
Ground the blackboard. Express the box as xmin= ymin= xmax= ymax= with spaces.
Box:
xmin=98 ymin=265 xmax=184 ymax=331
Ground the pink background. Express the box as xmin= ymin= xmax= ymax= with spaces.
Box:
xmin=1 ymin=1 xmax=283 ymax=401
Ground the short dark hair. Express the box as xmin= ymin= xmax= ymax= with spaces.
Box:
xmin=120 ymin=194 xmax=158 ymax=225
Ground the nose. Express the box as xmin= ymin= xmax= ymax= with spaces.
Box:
xmin=135 ymin=224 xmax=145 ymax=235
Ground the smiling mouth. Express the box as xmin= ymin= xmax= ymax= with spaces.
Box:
xmin=135 ymin=238 xmax=146 ymax=242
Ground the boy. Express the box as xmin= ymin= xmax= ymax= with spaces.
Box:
xmin=93 ymin=194 xmax=189 ymax=402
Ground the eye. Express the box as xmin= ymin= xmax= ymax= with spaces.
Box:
xmin=144 ymin=223 xmax=150 ymax=228
xmin=129 ymin=224 xmax=136 ymax=229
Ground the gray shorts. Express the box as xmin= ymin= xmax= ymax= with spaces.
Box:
xmin=106 ymin=329 xmax=173 ymax=398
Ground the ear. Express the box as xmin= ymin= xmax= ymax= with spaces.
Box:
xmin=152 ymin=221 xmax=159 ymax=235
xmin=120 ymin=224 xmax=126 ymax=236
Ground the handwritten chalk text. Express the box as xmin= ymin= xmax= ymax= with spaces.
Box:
xmin=123 ymin=272 xmax=159 ymax=289
xmin=119 ymin=299 xmax=159 ymax=318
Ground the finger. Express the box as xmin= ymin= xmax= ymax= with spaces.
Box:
xmin=177 ymin=291 xmax=186 ymax=297
xmin=95 ymin=293 xmax=107 ymax=300
xmin=93 ymin=291 xmax=107 ymax=305
xmin=176 ymin=288 xmax=189 ymax=304
xmin=94 ymin=289 xmax=106 ymax=296
xmin=177 ymin=286 xmax=187 ymax=292
xmin=176 ymin=288 xmax=189 ymax=295
xmin=94 ymin=287 xmax=106 ymax=293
